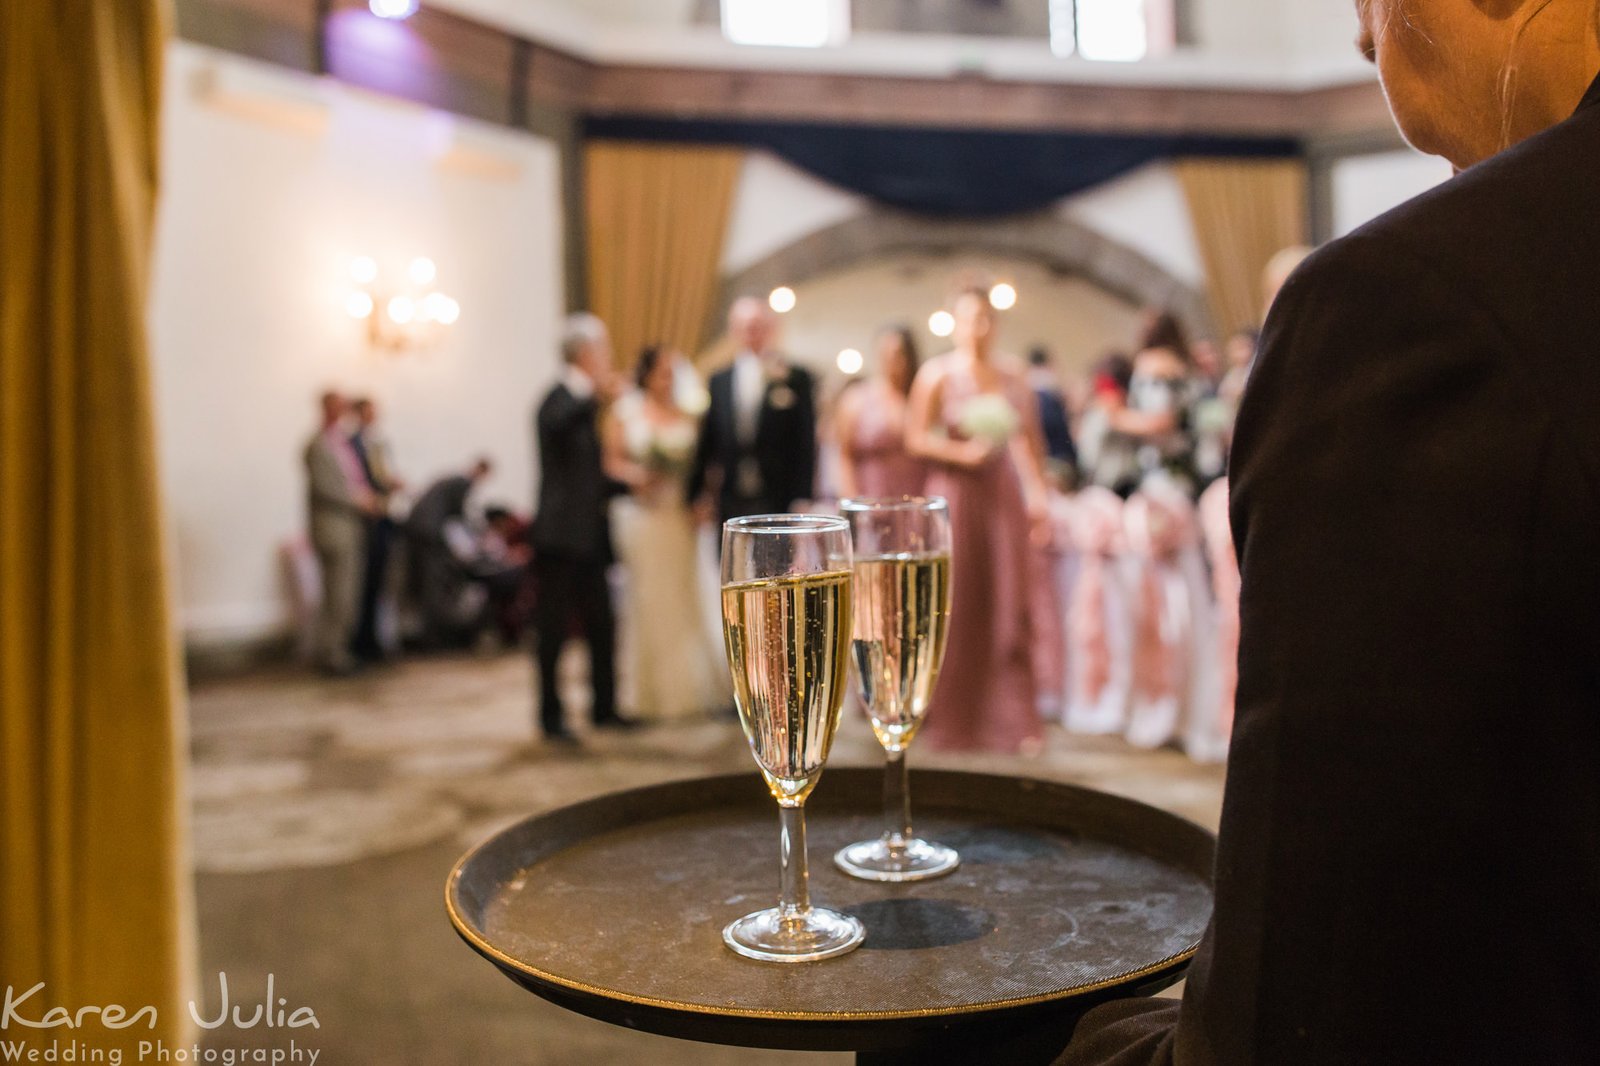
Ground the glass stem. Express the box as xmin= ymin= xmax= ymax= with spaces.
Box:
xmin=883 ymin=748 xmax=913 ymax=852
xmin=777 ymin=803 xmax=811 ymax=924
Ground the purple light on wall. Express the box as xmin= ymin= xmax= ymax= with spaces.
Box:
xmin=369 ymin=0 xmax=419 ymax=20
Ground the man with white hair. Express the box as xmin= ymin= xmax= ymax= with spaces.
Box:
xmin=687 ymin=296 xmax=817 ymax=529
xmin=531 ymin=312 xmax=634 ymax=743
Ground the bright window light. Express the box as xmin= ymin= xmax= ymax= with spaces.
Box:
xmin=1077 ymin=0 xmax=1149 ymax=62
xmin=1052 ymin=0 xmax=1172 ymax=63
xmin=1049 ymin=0 xmax=1078 ymax=57
xmin=722 ymin=0 xmax=849 ymax=48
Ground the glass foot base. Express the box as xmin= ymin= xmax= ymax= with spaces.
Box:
xmin=723 ymin=907 xmax=864 ymax=963
xmin=834 ymin=837 xmax=960 ymax=883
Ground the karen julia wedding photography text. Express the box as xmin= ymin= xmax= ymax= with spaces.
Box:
xmin=2 ymin=974 xmax=320 ymax=1066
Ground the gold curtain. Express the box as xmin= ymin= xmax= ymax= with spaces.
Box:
xmin=1 ymin=0 xmax=193 ymax=1052
xmin=584 ymin=141 xmax=744 ymax=367
xmin=1175 ymin=159 xmax=1309 ymax=335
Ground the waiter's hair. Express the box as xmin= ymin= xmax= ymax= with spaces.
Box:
xmin=562 ymin=312 xmax=607 ymax=363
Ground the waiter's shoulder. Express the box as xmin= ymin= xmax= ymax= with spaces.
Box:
xmin=1285 ymin=102 xmax=1597 ymax=320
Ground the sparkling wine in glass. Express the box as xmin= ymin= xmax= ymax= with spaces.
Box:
xmin=834 ymin=497 xmax=959 ymax=882
xmin=720 ymin=514 xmax=864 ymax=962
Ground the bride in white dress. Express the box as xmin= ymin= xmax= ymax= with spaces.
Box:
xmin=604 ymin=347 xmax=728 ymax=720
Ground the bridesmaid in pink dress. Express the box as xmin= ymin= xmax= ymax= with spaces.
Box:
xmin=835 ymin=326 xmax=927 ymax=499
xmin=906 ymin=285 xmax=1051 ymax=754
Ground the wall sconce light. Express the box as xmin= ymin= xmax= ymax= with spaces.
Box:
xmin=346 ymin=255 xmax=459 ymax=352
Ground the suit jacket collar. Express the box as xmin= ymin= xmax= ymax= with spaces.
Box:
xmin=1579 ymin=68 xmax=1600 ymax=112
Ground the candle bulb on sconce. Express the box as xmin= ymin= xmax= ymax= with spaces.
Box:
xmin=346 ymin=255 xmax=459 ymax=353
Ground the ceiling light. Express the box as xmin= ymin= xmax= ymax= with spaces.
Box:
xmin=369 ymin=0 xmax=419 ymax=21
xmin=836 ymin=348 xmax=864 ymax=375
xmin=768 ymin=286 xmax=797 ymax=313
xmin=346 ymin=292 xmax=375 ymax=319
xmin=928 ymin=311 xmax=955 ymax=338
xmin=989 ymin=282 xmax=1017 ymax=310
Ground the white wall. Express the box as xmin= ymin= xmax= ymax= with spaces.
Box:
xmin=1330 ymin=149 xmax=1454 ymax=237
xmin=719 ymin=153 xmax=1203 ymax=289
xmin=151 ymin=43 xmax=565 ymax=646
xmin=720 ymin=150 xmax=866 ymax=274
xmin=776 ymin=252 xmax=1143 ymax=387
xmin=714 ymin=154 xmax=1194 ymax=364
xmin=1284 ymin=0 xmax=1369 ymax=83
xmin=1057 ymin=163 xmax=1205 ymax=288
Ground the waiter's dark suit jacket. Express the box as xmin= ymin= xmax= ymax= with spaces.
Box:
xmin=532 ymin=382 xmax=613 ymax=563
xmin=1060 ymin=79 xmax=1600 ymax=1065
xmin=686 ymin=361 xmax=817 ymax=519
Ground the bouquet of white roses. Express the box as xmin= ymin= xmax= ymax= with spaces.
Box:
xmin=645 ymin=422 xmax=698 ymax=476
xmin=958 ymin=394 xmax=1021 ymax=445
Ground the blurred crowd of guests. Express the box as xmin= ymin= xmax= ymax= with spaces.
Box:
xmin=300 ymin=393 xmax=528 ymax=677
xmin=301 ymin=258 xmax=1301 ymax=759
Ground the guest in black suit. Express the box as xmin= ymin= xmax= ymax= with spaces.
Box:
xmin=1056 ymin=4 xmax=1600 ymax=1064
xmin=532 ymin=313 xmax=633 ymax=743
xmin=687 ymin=296 xmax=817 ymax=526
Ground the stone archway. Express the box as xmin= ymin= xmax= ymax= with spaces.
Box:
xmin=713 ymin=207 xmax=1212 ymax=346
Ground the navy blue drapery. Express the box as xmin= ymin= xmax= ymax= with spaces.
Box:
xmin=585 ymin=116 xmax=1301 ymax=217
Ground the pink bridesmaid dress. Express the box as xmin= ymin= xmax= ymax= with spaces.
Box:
xmin=844 ymin=383 xmax=927 ymax=498
xmin=918 ymin=367 xmax=1041 ymax=754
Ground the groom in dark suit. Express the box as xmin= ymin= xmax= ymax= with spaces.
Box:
xmin=687 ymin=296 xmax=817 ymax=527
xmin=531 ymin=313 xmax=634 ymax=743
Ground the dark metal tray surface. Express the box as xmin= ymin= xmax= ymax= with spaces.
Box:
xmin=447 ymin=768 xmax=1214 ymax=1053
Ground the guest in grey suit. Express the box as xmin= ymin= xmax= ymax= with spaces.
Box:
xmin=303 ymin=390 xmax=376 ymax=676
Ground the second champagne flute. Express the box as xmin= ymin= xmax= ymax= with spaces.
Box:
xmin=834 ymin=496 xmax=959 ymax=882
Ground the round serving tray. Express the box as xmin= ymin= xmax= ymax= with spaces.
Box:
xmin=446 ymin=768 xmax=1214 ymax=1054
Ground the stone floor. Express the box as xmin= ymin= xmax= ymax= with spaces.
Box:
xmin=191 ymin=650 xmax=1225 ymax=1064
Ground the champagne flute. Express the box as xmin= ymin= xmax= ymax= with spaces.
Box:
xmin=833 ymin=497 xmax=959 ymax=882
xmin=721 ymin=514 xmax=865 ymax=962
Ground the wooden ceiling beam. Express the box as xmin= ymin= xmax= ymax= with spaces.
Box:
xmin=176 ymin=0 xmax=1394 ymax=141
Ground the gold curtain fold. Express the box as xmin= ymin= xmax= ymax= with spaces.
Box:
xmin=584 ymin=142 xmax=745 ymax=367
xmin=1 ymin=0 xmax=193 ymax=1052
xmin=1175 ymin=158 xmax=1309 ymax=335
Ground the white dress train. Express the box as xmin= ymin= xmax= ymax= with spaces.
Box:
xmin=611 ymin=394 xmax=729 ymax=719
